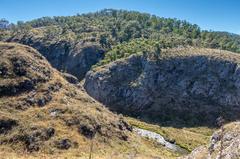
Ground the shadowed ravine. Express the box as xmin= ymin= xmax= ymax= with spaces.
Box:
xmin=84 ymin=48 xmax=240 ymax=128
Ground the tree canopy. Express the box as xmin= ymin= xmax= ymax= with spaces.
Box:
xmin=1 ymin=9 xmax=240 ymax=53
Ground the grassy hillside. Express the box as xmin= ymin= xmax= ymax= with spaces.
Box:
xmin=0 ymin=42 xmax=189 ymax=158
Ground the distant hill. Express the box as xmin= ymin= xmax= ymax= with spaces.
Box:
xmin=2 ymin=9 xmax=240 ymax=51
xmin=0 ymin=19 xmax=11 ymax=29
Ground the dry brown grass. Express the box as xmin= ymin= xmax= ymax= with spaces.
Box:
xmin=0 ymin=42 xmax=183 ymax=159
xmin=161 ymin=47 xmax=240 ymax=62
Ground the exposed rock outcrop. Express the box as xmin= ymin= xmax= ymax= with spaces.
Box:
xmin=85 ymin=48 xmax=240 ymax=126
xmin=181 ymin=122 xmax=240 ymax=159
xmin=62 ymin=73 xmax=79 ymax=84
xmin=8 ymin=33 xmax=105 ymax=79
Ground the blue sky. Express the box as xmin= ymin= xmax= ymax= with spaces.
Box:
xmin=0 ymin=0 xmax=239 ymax=34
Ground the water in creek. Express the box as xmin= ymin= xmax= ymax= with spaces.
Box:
xmin=134 ymin=128 xmax=189 ymax=155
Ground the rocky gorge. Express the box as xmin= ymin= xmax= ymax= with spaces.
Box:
xmin=1 ymin=9 xmax=240 ymax=159
xmin=85 ymin=48 xmax=240 ymax=126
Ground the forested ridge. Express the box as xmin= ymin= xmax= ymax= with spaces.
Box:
xmin=1 ymin=9 xmax=240 ymax=53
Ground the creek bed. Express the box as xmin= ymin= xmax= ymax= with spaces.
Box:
xmin=134 ymin=127 xmax=188 ymax=155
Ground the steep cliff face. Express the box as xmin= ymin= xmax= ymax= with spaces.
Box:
xmin=181 ymin=122 xmax=240 ymax=159
xmin=85 ymin=48 xmax=240 ymax=126
xmin=7 ymin=30 xmax=105 ymax=79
